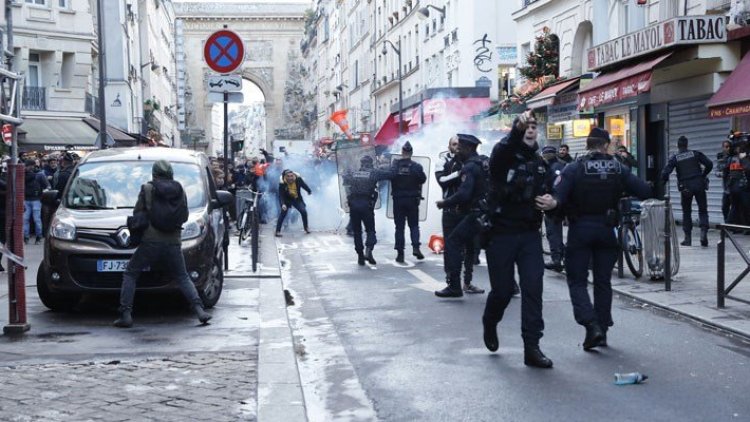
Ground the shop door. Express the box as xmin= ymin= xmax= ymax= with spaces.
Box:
xmin=667 ymin=96 xmax=731 ymax=226
xmin=646 ymin=120 xmax=666 ymax=198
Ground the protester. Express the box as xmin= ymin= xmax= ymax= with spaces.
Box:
xmin=23 ymin=159 xmax=49 ymax=244
xmin=275 ymin=169 xmax=312 ymax=237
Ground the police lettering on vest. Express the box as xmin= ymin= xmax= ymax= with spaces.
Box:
xmin=674 ymin=150 xmax=703 ymax=182
xmin=570 ymin=155 xmax=624 ymax=217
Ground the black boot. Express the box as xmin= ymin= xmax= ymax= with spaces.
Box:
xmin=357 ymin=253 xmax=366 ymax=266
xmin=113 ymin=309 xmax=133 ymax=328
xmin=365 ymin=247 xmax=376 ymax=265
xmin=435 ymin=286 xmax=463 ymax=298
xmin=600 ymin=330 xmax=608 ymax=347
xmin=524 ymin=346 xmax=553 ymax=368
xmin=395 ymin=250 xmax=405 ymax=263
xmin=412 ymin=247 xmax=424 ymax=260
xmin=680 ymin=232 xmax=691 ymax=246
xmin=193 ymin=305 xmax=212 ymax=325
xmin=482 ymin=318 xmax=498 ymax=352
xmin=583 ymin=322 xmax=605 ymax=350
xmin=700 ymin=228 xmax=709 ymax=247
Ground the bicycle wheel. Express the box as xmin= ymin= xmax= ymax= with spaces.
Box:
xmin=251 ymin=208 xmax=260 ymax=272
xmin=622 ymin=224 xmax=644 ymax=278
xmin=239 ymin=209 xmax=250 ymax=244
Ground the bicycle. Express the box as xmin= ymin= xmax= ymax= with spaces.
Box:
xmin=618 ymin=197 xmax=644 ymax=278
xmin=236 ymin=189 xmax=262 ymax=272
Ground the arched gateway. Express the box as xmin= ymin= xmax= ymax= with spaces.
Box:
xmin=175 ymin=2 xmax=307 ymax=153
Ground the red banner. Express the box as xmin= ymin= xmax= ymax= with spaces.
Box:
xmin=578 ymin=72 xmax=652 ymax=110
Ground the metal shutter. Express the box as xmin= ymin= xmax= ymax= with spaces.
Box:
xmin=563 ymin=123 xmax=587 ymax=160
xmin=667 ymin=96 xmax=730 ymax=226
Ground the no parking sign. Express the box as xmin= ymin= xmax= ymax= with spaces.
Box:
xmin=204 ymin=30 xmax=245 ymax=74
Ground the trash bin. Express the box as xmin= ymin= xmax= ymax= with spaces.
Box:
xmin=640 ymin=199 xmax=680 ymax=279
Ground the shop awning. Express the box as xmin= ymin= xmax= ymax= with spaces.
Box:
xmin=526 ymin=78 xmax=580 ymax=110
xmin=578 ymin=53 xmax=672 ymax=110
xmin=707 ymin=52 xmax=750 ymax=119
xmin=83 ymin=117 xmax=137 ymax=145
xmin=374 ymin=112 xmax=399 ymax=146
xmin=18 ymin=118 xmax=98 ymax=151
xmin=422 ymin=97 xmax=491 ymax=124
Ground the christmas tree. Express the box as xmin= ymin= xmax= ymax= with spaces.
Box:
xmin=519 ymin=27 xmax=559 ymax=81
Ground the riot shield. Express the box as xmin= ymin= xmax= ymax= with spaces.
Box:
xmin=386 ymin=155 xmax=431 ymax=221
xmin=335 ymin=143 xmax=383 ymax=213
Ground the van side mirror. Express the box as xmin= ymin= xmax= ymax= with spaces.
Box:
xmin=41 ymin=190 xmax=60 ymax=207
xmin=212 ymin=190 xmax=233 ymax=209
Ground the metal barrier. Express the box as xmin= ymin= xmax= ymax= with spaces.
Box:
xmin=717 ymin=224 xmax=750 ymax=308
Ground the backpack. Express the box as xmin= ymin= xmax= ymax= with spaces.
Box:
xmin=147 ymin=180 xmax=189 ymax=232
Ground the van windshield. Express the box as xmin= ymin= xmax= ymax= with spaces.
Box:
xmin=64 ymin=161 xmax=207 ymax=210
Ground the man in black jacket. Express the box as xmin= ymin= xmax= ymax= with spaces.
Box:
xmin=481 ymin=111 xmax=555 ymax=368
xmin=114 ymin=160 xmax=211 ymax=328
xmin=390 ymin=141 xmax=427 ymax=263
xmin=275 ymin=169 xmax=312 ymax=237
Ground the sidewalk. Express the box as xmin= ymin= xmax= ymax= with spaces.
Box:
xmin=584 ymin=228 xmax=750 ymax=340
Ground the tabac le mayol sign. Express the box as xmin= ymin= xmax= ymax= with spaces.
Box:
xmin=587 ymin=15 xmax=729 ymax=71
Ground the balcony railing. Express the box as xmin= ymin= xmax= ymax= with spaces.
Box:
xmin=524 ymin=0 xmax=541 ymax=7
xmin=22 ymin=87 xmax=46 ymax=111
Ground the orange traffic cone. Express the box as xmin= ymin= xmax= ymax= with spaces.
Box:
xmin=428 ymin=234 xmax=445 ymax=254
xmin=330 ymin=109 xmax=353 ymax=140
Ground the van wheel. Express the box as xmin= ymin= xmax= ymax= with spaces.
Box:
xmin=36 ymin=263 xmax=80 ymax=312
xmin=199 ymin=257 xmax=223 ymax=308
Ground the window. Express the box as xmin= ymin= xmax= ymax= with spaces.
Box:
xmin=25 ymin=0 xmax=45 ymax=5
xmin=28 ymin=53 xmax=41 ymax=87
xmin=60 ymin=52 xmax=75 ymax=88
xmin=59 ymin=0 xmax=67 ymax=7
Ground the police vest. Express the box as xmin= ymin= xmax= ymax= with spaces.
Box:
xmin=391 ymin=159 xmax=421 ymax=198
xmin=570 ymin=155 xmax=624 ymax=216
xmin=497 ymin=153 xmax=546 ymax=204
xmin=347 ymin=170 xmax=377 ymax=197
xmin=727 ymin=156 xmax=749 ymax=192
xmin=440 ymin=156 xmax=463 ymax=199
xmin=674 ymin=150 xmax=703 ymax=182
xmin=463 ymin=155 xmax=489 ymax=209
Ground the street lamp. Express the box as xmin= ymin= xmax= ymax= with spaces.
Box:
xmin=417 ymin=5 xmax=446 ymax=20
xmin=382 ymin=39 xmax=404 ymax=135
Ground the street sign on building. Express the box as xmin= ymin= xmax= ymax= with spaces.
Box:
xmin=208 ymin=74 xmax=243 ymax=93
xmin=207 ymin=92 xmax=244 ymax=103
xmin=204 ymin=30 xmax=245 ymax=74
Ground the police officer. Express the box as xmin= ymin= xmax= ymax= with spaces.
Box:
xmin=717 ymin=139 xmax=733 ymax=222
xmin=481 ymin=110 xmax=554 ymax=368
xmin=661 ymin=136 xmax=713 ymax=247
xmin=390 ymin=141 xmax=427 ymax=263
xmin=435 ymin=136 xmax=474 ymax=282
xmin=541 ymin=145 xmax=566 ymax=272
xmin=343 ymin=155 xmax=391 ymax=266
xmin=435 ymin=134 xmax=486 ymax=297
xmin=547 ymin=127 xmax=651 ymax=350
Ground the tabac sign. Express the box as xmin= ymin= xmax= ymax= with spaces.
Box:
xmin=587 ymin=15 xmax=728 ymax=71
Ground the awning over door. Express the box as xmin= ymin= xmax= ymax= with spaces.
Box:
xmin=578 ymin=53 xmax=672 ymax=110
xmin=18 ymin=118 xmax=98 ymax=151
xmin=83 ymin=117 xmax=137 ymax=146
xmin=707 ymin=52 xmax=750 ymax=119
xmin=526 ymin=78 xmax=580 ymax=110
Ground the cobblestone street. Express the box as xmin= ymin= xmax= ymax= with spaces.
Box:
xmin=0 ymin=352 xmax=257 ymax=422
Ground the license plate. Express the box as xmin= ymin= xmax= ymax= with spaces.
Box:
xmin=97 ymin=260 xmax=129 ymax=272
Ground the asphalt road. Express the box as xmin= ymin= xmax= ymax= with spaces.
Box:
xmin=280 ymin=232 xmax=750 ymax=422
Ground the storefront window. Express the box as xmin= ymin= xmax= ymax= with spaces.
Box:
xmin=605 ymin=112 xmax=630 ymax=153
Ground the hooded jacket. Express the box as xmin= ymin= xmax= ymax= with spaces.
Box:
xmin=278 ymin=172 xmax=311 ymax=206
xmin=133 ymin=161 xmax=187 ymax=245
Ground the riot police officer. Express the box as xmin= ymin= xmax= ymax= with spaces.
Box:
xmin=435 ymin=134 xmax=487 ymax=297
xmin=390 ymin=141 xmax=427 ymax=263
xmin=548 ymin=127 xmax=651 ymax=350
xmin=661 ymin=136 xmax=713 ymax=247
xmin=717 ymin=139 xmax=733 ymax=222
xmin=343 ymin=155 xmax=391 ymax=266
xmin=541 ymin=145 xmax=566 ymax=272
xmin=481 ymin=110 xmax=555 ymax=369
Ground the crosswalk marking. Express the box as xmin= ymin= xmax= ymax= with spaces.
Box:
xmin=408 ymin=269 xmax=445 ymax=292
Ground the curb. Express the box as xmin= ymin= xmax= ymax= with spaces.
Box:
xmin=611 ymin=285 xmax=750 ymax=342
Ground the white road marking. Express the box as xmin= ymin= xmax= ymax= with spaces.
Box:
xmin=408 ymin=269 xmax=446 ymax=292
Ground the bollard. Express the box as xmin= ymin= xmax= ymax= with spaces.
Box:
xmin=617 ymin=225 xmax=624 ymax=278
xmin=4 ymin=163 xmax=29 ymax=334
xmin=717 ymin=226 xmax=725 ymax=308
xmin=664 ymin=197 xmax=672 ymax=291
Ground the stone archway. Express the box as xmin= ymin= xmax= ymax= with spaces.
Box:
xmin=175 ymin=2 xmax=306 ymax=153
xmin=571 ymin=21 xmax=593 ymax=77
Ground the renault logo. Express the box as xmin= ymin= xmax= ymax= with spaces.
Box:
xmin=116 ymin=228 xmax=131 ymax=247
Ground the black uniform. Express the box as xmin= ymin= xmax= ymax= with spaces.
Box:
xmin=554 ymin=152 xmax=651 ymax=336
xmin=440 ymin=152 xmax=487 ymax=292
xmin=390 ymin=157 xmax=426 ymax=252
xmin=482 ymin=123 xmax=548 ymax=349
xmin=436 ymin=152 xmax=474 ymax=285
xmin=716 ymin=150 xmax=731 ymax=222
xmin=725 ymin=154 xmax=750 ymax=226
xmin=661 ymin=148 xmax=713 ymax=237
xmin=543 ymin=155 xmax=566 ymax=267
xmin=343 ymin=162 xmax=391 ymax=256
